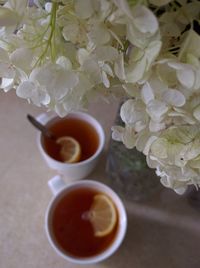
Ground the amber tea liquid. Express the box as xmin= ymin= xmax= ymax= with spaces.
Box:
xmin=42 ymin=117 xmax=99 ymax=162
xmin=51 ymin=188 xmax=119 ymax=258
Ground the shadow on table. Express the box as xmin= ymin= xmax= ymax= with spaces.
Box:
xmin=88 ymin=151 xmax=200 ymax=268
xmin=103 ymin=207 xmax=200 ymax=268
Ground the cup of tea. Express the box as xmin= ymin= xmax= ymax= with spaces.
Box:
xmin=45 ymin=175 xmax=127 ymax=264
xmin=36 ymin=111 xmax=105 ymax=180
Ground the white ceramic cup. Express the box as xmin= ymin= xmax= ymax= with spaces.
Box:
xmin=45 ymin=175 xmax=127 ymax=265
xmin=36 ymin=111 xmax=105 ymax=180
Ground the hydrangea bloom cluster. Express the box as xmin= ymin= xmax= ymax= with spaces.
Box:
xmin=0 ymin=0 xmax=200 ymax=194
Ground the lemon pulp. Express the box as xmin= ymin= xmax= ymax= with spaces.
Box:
xmin=56 ymin=136 xmax=81 ymax=163
xmin=88 ymin=194 xmax=117 ymax=237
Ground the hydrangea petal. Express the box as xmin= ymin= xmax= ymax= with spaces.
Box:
xmin=143 ymin=135 xmax=158 ymax=155
xmin=102 ymin=63 xmax=114 ymax=77
xmin=193 ymin=105 xmax=200 ymax=121
xmin=54 ymin=103 xmax=67 ymax=117
xmin=10 ymin=48 xmax=34 ymax=72
xmin=177 ymin=68 xmax=195 ymax=89
xmin=132 ymin=5 xmax=158 ymax=34
xmin=135 ymin=129 xmax=150 ymax=152
xmin=134 ymin=120 xmax=146 ymax=132
xmin=179 ymin=30 xmax=200 ymax=60
xmin=183 ymin=137 xmax=200 ymax=161
xmin=56 ymin=56 xmax=72 ymax=70
xmin=170 ymin=108 xmax=196 ymax=125
xmin=156 ymin=61 xmax=177 ymax=87
xmin=0 ymin=7 xmax=20 ymax=26
xmin=0 ymin=77 xmax=14 ymax=91
xmin=114 ymin=52 xmax=126 ymax=80
xmin=125 ymin=56 xmax=146 ymax=83
xmin=162 ymin=89 xmax=185 ymax=107
xmin=163 ymin=125 xmax=198 ymax=146
xmin=6 ymin=0 xmax=27 ymax=16
xmin=141 ymin=82 xmax=154 ymax=104
xmin=0 ymin=62 xmax=15 ymax=78
xmin=82 ymin=59 xmax=101 ymax=84
xmin=122 ymin=84 xmax=140 ymax=98
xmin=111 ymin=0 xmax=132 ymax=18
xmin=16 ymin=81 xmax=34 ymax=98
xmin=146 ymin=100 xmax=168 ymax=122
xmin=30 ymin=64 xmax=79 ymax=100
xmin=145 ymin=41 xmax=162 ymax=68
xmin=94 ymin=46 xmax=118 ymax=62
xmin=60 ymin=73 xmax=93 ymax=115
xmin=88 ymin=24 xmax=111 ymax=45
xmin=151 ymin=138 xmax=168 ymax=158
xmin=62 ymin=22 xmax=86 ymax=44
xmin=122 ymin=126 xmax=136 ymax=149
xmin=77 ymin=48 xmax=90 ymax=66
xmin=120 ymin=99 xmax=145 ymax=125
xmin=146 ymin=154 xmax=158 ymax=168
xmin=0 ymin=47 xmax=9 ymax=62
xmin=111 ymin=125 xmax=124 ymax=141
xmin=149 ymin=120 xmax=165 ymax=132
xmin=101 ymin=71 xmax=110 ymax=88
xmin=173 ymin=186 xmax=187 ymax=195
xmin=75 ymin=0 xmax=94 ymax=19
xmin=168 ymin=62 xmax=195 ymax=89
xmin=189 ymin=155 xmax=200 ymax=169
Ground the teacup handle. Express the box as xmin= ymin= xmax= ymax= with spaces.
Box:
xmin=48 ymin=175 xmax=66 ymax=196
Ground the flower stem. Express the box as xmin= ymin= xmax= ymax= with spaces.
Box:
xmin=34 ymin=1 xmax=58 ymax=66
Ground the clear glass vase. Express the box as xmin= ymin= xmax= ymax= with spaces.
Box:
xmin=106 ymin=107 xmax=161 ymax=202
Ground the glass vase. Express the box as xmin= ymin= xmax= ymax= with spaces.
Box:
xmin=106 ymin=107 xmax=161 ymax=202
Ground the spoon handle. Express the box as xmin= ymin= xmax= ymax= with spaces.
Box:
xmin=27 ymin=114 xmax=56 ymax=140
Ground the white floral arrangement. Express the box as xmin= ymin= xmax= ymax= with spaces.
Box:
xmin=0 ymin=0 xmax=200 ymax=194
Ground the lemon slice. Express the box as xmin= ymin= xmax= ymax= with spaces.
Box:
xmin=56 ymin=136 xmax=81 ymax=163
xmin=89 ymin=194 xmax=117 ymax=237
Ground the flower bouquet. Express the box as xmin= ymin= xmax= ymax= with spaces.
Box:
xmin=0 ymin=0 xmax=200 ymax=194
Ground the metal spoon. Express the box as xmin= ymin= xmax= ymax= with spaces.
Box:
xmin=27 ymin=114 xmax=57 ymax=140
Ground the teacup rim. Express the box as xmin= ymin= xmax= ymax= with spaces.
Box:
xmin=36 ymin=111 xmax=105 ymax=167
xmin=45 ymin=179 xmax=127 ymax=264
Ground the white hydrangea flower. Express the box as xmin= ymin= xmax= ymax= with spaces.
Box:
xmin=125 ymin=40 xmax=162 ymax=83
xmin=120 ymin=98 xmax=148 ymax=131
xmin=148 ymin=125 xmax=200 ymax=193
xmin=55 ymin=73 xmax=93 ymax=116
xmin=112 ymin=124 xmax=137 ymax=149
xmin=16 ymin=80 xmax=50 ymax=107
xmin=16 ymin=62 xmax=79 ymax=108
xmin=78 ymin=46 xmax=118 ymax=88
xmin=156 ymin=164 xmax=200 ymax=194
xmin=0 ymin=0 xmax=200 ymax=194
xmin=0 ymin=47 xmax=15 ymax=91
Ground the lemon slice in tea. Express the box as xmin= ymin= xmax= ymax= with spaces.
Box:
xmin=56 ymin=136 xmax=81 ymax=163
xmin=89 ymin=194 xmax=117 ymax=237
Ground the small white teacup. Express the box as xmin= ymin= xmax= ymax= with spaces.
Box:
xmin=45 ymin=175 xmax=127 ymax=265
xmin=36 ymin=111 xmax=105 ymax=180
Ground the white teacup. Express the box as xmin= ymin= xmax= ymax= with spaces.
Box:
xmin=45 ymin=175 xmax=127 ymax=265
xmin=36 ymin=111 xmax=105 ymax=180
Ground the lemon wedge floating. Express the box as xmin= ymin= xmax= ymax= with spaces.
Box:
xmin=89 ymin=194 xmax=117 ymax=237
xmin=56 ymin=136 xmax=81 ymax=163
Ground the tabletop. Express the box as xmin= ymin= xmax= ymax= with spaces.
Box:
xmin=1 ymin=90 xmax=200 ymax=268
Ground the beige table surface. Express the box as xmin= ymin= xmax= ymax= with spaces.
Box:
xmin=1 ymin=90 xmax=200 ymax=268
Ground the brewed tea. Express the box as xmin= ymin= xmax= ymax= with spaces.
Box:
xmin=42 ymin=117 xmax=99 ymax=162
xmin=51 ymin=188 xmax=119 ymax=258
